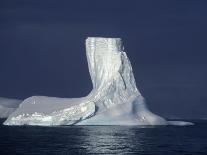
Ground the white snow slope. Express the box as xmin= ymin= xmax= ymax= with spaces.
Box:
xmin=4 ymin=37 xmax=181 ymax=126
xmin=0 ymin=97 xmax=22 ymax=118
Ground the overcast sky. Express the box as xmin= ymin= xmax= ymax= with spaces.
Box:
xmin=0 ymin=0 xmax=207 ymax=119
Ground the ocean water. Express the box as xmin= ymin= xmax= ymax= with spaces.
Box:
xmin=0 ymin=119 xmax=206 ymax=155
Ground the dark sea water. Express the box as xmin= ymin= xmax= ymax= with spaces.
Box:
xmin=0 ymin=119 xmax=206 ymax=155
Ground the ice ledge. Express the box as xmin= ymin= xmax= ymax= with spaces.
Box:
xmin=4 ymin=98 xmax=95 ymax=126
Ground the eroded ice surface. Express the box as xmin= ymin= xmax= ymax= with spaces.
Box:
xmin=0 ymin=97 xmax=22 ymax=118
xmin=4 ymin=96 xmax=95 ymax=125
xmin=4 ymin=37 xmax=168 ymax=126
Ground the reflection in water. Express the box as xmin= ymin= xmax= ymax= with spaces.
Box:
xmin=5 ymin=126 xmax=152 ymax=154
xmin=1 ymin=121 xmax=206 ymax=155
xmin=67 ymin=126 xmax=151 ymax=154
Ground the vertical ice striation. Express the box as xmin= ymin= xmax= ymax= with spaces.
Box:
xmin=86 ymin=38 xmax=139 ymax=109
xmin=4 ymin=37 xmax=167 ymax=126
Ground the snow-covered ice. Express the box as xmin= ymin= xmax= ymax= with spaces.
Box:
xmin=4 ymin=37 xmax=169 ymax=126
xmin=4 ymin=96 xmax=96 ymax=125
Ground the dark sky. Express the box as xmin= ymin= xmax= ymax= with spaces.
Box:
xmin=0 ymin=0 xmax=207 ymax=119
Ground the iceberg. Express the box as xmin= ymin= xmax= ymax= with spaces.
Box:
xmin=0 ymin=97 xmax=22 ymax=118
xmin=4 ymin=37 xmax=168 ymax=126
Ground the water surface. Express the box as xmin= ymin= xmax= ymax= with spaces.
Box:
xmin=0 ymin=119 xmax=206 ymax=154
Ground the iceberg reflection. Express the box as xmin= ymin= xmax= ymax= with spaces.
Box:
xmin=73 ymin=126 xmax=151 ymax=154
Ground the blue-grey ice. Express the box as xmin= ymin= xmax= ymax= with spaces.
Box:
xmin=0 ymin=97 xmax=22 ymax=118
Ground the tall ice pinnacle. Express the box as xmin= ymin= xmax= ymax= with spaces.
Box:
xmin=86 ymin=38 xmax=140 ymax=110
xmin=4 ymin=37 xmax=167 ymax=126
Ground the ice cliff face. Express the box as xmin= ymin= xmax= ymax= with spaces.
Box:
xmin=4 ymin=37 xmax=167 ymax=126
xmin=86 ymin=38 xmax=139 ymax=109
